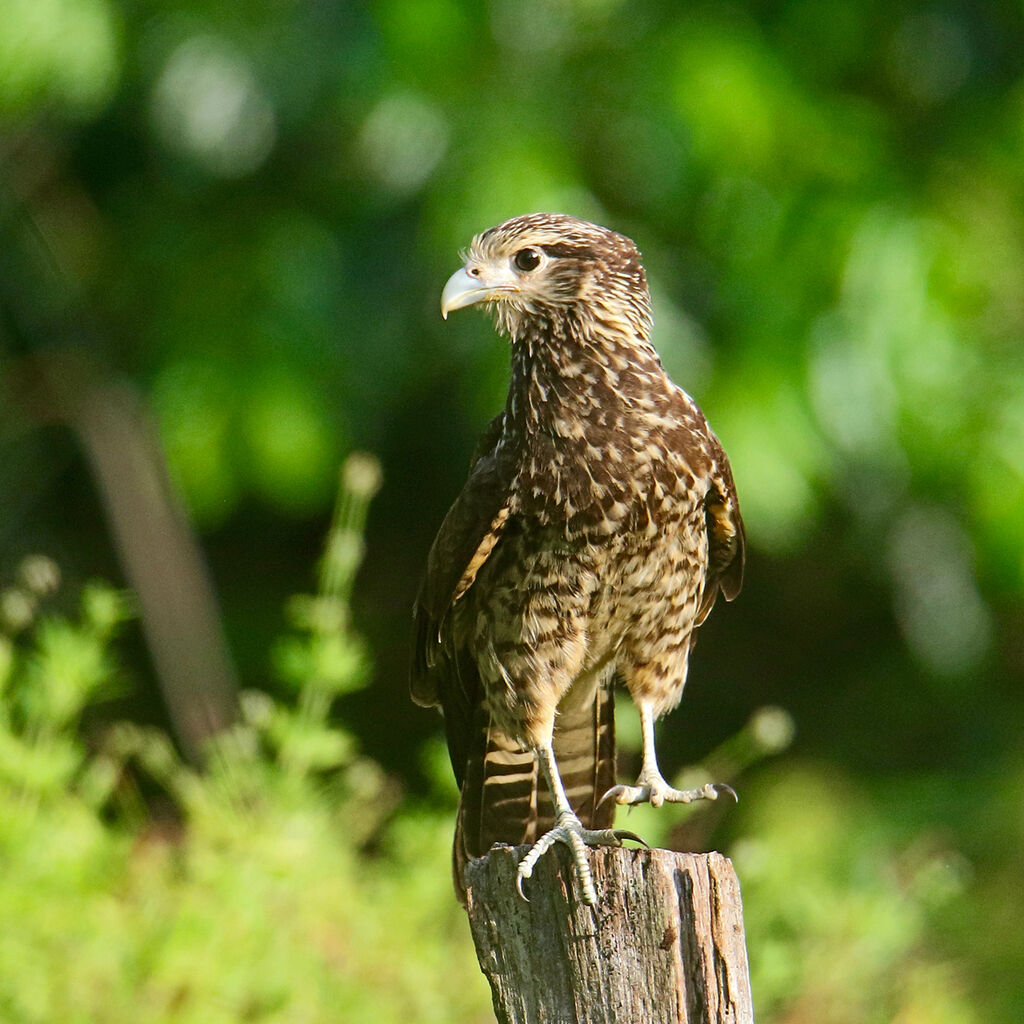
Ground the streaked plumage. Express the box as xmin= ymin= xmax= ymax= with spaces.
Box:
xmin=412 ymin=213 xmax=744 ymax=905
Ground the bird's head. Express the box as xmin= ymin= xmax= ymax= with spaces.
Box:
xmin=441 ymin=213 xmax=652 ymax=341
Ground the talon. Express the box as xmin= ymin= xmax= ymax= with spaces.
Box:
xmin=614 ymin=828 xmax=649 ymax=848
xmin=598 ymin=783 xmax=651 ymax=808
xmin=604 ymin=774 xmax=737 ymax=809
xmin=514 ymin=811 xmax=628 ymax=906
xmin=515 ymin=871 xmax=530 ymax=902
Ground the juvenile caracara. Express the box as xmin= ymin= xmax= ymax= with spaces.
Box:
xmin=411 ymin=213 xmax=744 ymax=905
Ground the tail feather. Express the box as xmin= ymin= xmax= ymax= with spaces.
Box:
xmin=453 ymin=682 xmax=616 ymax=902
xmin=554 ymin=678 xmax=617 ymax=830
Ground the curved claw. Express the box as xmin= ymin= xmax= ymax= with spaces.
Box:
xmin=613 ymin=828 xmax=649 ymax=848
xmin=513 ymin=812 xmax=633 ymax=906
xmin=596 ymin=785 xmax=624 ymax=813
xmin=597 ymin=783 xmax=644 ymax=810
xmin=714 ymin=783 xmax=739 ymax=803
xmin=515 ymin=871 xmax=531 ymax=902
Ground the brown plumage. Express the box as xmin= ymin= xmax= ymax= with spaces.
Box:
xmin=411 ymin=213 xmax=744 ymax=905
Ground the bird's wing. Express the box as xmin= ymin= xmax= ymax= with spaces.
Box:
xmin=697 ymin=431 xmax=745 ymax=625
xmin=410 ymin=414 xmax=513 ymax=751
xmin=412 ymin=414 xmax=618 ymax=902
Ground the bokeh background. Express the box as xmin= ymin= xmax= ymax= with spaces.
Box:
xmin=2 ymin=1 xmax=1023 ymax=1021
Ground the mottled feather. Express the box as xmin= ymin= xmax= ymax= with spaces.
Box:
xmin=411 ymin=214 xmax=743 ymax=901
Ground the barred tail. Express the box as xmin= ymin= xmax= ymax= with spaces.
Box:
xmin=453 ymin=683 xmax=616 ymax=903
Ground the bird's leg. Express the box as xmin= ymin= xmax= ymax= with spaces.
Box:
xmin=516 ymin=741 xmax=645 ymax=906
xmin=600 ymin=702 xmax=737 ymax=809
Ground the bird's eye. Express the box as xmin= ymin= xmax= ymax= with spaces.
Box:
xmin=514 ymin=248 xmax=541 ymax=272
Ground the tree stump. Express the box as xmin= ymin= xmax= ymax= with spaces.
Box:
xmin=464 ymin=846 xmax=753 ymax=1024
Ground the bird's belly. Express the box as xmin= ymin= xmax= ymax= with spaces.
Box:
xmin=460 ymin=507 xmax=707 ymax=741
xmin=584 ymin=526 xmax=706 ymax=664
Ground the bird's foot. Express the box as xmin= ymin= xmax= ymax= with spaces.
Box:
xmin=515 ymin=811 xmax=646 ymax=906
xmin=599 ymin=774 xmax=737 ymax=810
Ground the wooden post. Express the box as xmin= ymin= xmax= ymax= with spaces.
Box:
xmin=464 ymin=846 xmax=754 ymax=1024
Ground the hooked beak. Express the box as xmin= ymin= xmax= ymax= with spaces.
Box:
xmin=440 ymin=264 xmax=519 ymax=319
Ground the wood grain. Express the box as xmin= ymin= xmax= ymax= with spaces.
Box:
xmin=465 ymin=846 xmax=754 ymax=1024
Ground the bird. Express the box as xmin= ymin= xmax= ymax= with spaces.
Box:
xmin=410 ymin=213 xmax=744 ymax=906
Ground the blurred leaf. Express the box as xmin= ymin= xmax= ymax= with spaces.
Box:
xmin=241 ymin=366 xmax=340 ymax=517
xmin=152 ymin=359 xmax=241 ymax=527
xmin=0 ymin=0 xmax=120 ymax=115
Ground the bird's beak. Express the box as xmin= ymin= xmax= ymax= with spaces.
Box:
xmin=440 ymin=264 xmax=519 ymax=319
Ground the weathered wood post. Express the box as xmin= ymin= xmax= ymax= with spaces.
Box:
xmin=465 ymin=845 xmax=754 ymax=1024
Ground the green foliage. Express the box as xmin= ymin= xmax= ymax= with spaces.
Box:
xmin=736 ymin=767 xmax=977 ymax=1024
xmin=0 ymin=0 xmax=119 ymax=116
xmin=0 ymin=478 xmax=492 ymax=1024
xmin=0 ymin=561 xmax=129 ymax=799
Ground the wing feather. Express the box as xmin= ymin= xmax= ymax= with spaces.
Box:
xmin=696 ymin=434 xmax=745 ymax=625
xmin=410 ymin=414 xmax=514 ymax=710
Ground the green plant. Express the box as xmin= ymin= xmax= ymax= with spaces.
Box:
xmin=0 ymin=458 xmax=492 ymax=1024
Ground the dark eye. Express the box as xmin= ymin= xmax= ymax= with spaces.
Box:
xmin=514 ymin=248 xmax=541 ymax=272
